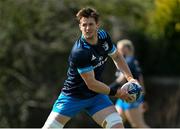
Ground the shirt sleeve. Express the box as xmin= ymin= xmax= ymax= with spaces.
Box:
xmin=105 ymin=31 xmax=117 ymax=56
xmin=71 ymin=49 xmax=94 ymax=74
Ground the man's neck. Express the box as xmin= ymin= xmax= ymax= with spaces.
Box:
xmin=85 ymin=33 xmax=98 ymax=45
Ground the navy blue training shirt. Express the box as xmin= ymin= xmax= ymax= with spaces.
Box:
xmin=62 ymin=29 xmax=116 ymax=99
xmin=116 ymin=56 xmax=142 ymax=80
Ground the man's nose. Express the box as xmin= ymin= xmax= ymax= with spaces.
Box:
xmin=86 ymin=25 xmax=90 ymax=30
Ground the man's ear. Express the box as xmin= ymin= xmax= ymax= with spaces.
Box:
xmin=96 ymin=22 xmax=100 ymax=29
xmin=79 ymin=24 xmax=81 ymax=30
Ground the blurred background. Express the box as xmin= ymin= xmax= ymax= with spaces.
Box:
xmin=0 ymin=0 xmax=180 ymax=127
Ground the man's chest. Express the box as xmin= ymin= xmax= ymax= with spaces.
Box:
xmin=90 ymin=41 xmax=109 ymax=69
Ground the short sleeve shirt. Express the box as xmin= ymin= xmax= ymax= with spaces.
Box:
xmin=62 ymin=29 xmax=116 ymax=99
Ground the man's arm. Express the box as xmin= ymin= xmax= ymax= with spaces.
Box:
xmin=79 ymin=70 xmax=129 ymax=99
xmin=110 ymin=50 xmax=134 ymax=82
xmin=80 ymin=70 xmax=111 ymax=94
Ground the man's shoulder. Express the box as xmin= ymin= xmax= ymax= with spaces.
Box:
xmin=73 ymin=37 xmax=91 ymax=49
xmin=126 ymin=56 xmax=136 ymax=61
xmin=71 ymin=41 xmax=91 ymax=61
xmin=72 ymin=47 xmax=90 ymax=56
xmin=126 ymin=56 xmax=140 ymax=66
xmin=97 ymin=29 xmax=108 ymax=40
xmin=125 ymin=56 xmax=134 ymax=63
xmin=72 ymin=40 xmax=91 ymax=55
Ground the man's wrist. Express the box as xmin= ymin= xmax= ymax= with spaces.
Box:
xmin=109 ymin=87 xmax=118 ymax=96
xmin=126 ymin=76 xmax=134 ymax=82
xmin=109 ymin=81 xmax=121 ymax=88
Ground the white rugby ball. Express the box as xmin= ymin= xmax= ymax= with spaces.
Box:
xmin=121 ymin=82 xmax=142 ymax=103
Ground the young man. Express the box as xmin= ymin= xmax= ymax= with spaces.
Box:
xmin=43 ymin=8 xmax=140 ymax=128
xmin=111 ymin=39 xmax=150 ymax=128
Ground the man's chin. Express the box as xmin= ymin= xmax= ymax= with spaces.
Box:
xmin=85 ymin=35 xmax=93 ymax=40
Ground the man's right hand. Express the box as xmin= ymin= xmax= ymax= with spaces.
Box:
xmin=115 ymin=87 xmax=136 ymax=102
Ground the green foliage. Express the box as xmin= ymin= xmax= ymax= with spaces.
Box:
xmin=0 ymin=0 xmax=179 ymax=127
xmin=0 ymin=0 xmax=71 ymax=127
xmin=144 ymin=0 xmax=180 ymax=75
xmin=146 ymin=0 xmax=180 ymax=39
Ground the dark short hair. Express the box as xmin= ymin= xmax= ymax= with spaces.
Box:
xmin=76 ymin=7 xmax=100 ymax=23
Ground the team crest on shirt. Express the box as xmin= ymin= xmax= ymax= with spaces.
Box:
xmin=102 ymin=42 xmax=109 ymax=51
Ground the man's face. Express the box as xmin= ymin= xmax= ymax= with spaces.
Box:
xmin=79 ymin=17 xmax=99 ymax=40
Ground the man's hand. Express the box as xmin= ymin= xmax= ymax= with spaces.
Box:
xmin=115 ymin=87 xmax=136 ymax=102
xmin=128 ymin=78 xmax=139 ymax=85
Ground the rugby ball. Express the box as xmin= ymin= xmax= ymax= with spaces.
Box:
xmin=121 ymin=82 xmax=142 ymax=103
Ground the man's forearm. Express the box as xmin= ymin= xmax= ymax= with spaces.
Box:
xmin=86 ymin=79 xmax=111 ymax=95
xmin=113 ymin=53 xmax=133 ymax=81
